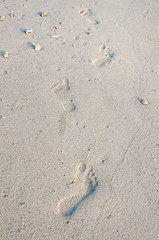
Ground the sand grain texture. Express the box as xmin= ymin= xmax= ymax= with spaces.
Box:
xmin=0 ymin=0 xmax=159 ymax=239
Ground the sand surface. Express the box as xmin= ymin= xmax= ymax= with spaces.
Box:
xmin=0 ymin=0 xmax=159 ymax=239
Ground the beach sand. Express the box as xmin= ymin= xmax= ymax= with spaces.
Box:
xmin=0 ymin=0 xmax=159 ymax=239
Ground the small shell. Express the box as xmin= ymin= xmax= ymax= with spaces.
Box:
xmin=0 ymin=115 xmax=7 ymax=119
xmin=9 ymin=13 xmax=14 ymax=18
xmin=141 ymin=99 xmax=149 ymax=105
xmin=25 ymin=29 xmax=32 ymax=35
xmin=3 ymin=52 xmax=8 ymax=58
xmin=33 ymin=43 xmax=41 ymax=51
xmin=59 ymin=21 xmax=62 ymax=25
xmin=0 ymin=16 xmax=5 ymax=21
xmin=50 ymin=34 xmax=60 ymax=38
xmin=40 ymin=12 xmax=47 ymax=17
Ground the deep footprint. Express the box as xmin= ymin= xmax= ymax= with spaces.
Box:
xmin=57 ymin=162 xmax=98 ymax=217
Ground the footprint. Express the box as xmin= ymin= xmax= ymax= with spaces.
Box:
xmin=59 ymin=112 xmax=67 ymax=135
xmin=80 ymin=8 xmax=99 ymax=25
xmin=91 ymin=44 xmax=114 ymax=66
xmin=53 ymin=78 xmax=70 ymax=97
xmin=91 ymin=58 xmax=107 ymax=67
xmin=53 ymin=78 xmax=76 ymax=112
xmin=99 ymin=44 xmax=114 ymax=60
xmin=104 ymin=47 xmax=114 ymax=61
xmin=57 ymin=162 xmax=98 ymax=217
xmin=99 ymin=44 xmax=106 ymax=52
xmin=86 ymin=17 xmax=99 ymax=25
xmin=53 ymin=78 xmax=76 ymax=134
xmin=80 ymin=8 xmax=92 ymax=16
xmin=61 ymin=99 xmax=76 ymax=112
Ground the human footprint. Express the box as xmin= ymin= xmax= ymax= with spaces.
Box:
xmin=91 ymin=44 xmax=114 ymax=66
xmin=80 ymin=8 xmax=99 ymax=25
xmin=53 ymin=78 xmax=76 ymax=112
xmin=57 ymin=162 xmax=98 ymax=217
xmin=53 ymin=78 xmax=70 ymax=97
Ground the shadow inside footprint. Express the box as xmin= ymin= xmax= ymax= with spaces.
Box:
xmin=63 ymin=184 xmax=98 ymax=217
xmin=63 ymin=203 xmax=79 ymax=217
xmin=57 ymin=162 xmax=98 ymax=217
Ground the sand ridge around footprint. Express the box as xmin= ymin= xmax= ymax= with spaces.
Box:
xmin=57 ymin=162 xmax=98 ymax=217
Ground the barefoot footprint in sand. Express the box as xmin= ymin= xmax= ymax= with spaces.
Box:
xmin=53 ymin=78 xmax=76 ymax=112
xmin=80 ymin=8 xmax=99 ymax=25
xmin=91 ymin=44 xmax=114 ymax=66
xmin=53 ymin=78 xmax=76 ymax=134
xmin=57 ymin=162 xmax=98 ymax=217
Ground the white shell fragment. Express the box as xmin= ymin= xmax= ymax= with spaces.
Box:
xmin=24 ymin=29 xmax=32 ymax=35
xmin=141 ymin=99 xmax=149 ymax=105
xmin=0 ymin=16 xmax=5 ymax=21
xmin=32 ymin=43 xmax=41 ymax=51
xmin=3 ymin=52 xmax=8 ymax=58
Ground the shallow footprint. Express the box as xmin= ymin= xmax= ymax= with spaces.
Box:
xmin=99 ymin=44 xmax=106 ymax=52
xmin=53 ymin=78 xmax=70 ymax=98
xmin=57 ymin=162 xmax=98 ymax=217
xmin=91 ymin=58 xmax=107 ymax=67
xmin=61 ymin=99 xmax=76 ymax=112
xmin=80 ymin=8 xmax=99 ymax=25
xmin=86 ymin=17 xmax=99 ymax=25
xmin=53 ymin=78 xmax=76 ymax=112
xmin=91 ymin=45 xmax=114 ymax=66
xmin=105 ymin=47 xmax=114 ymax=62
